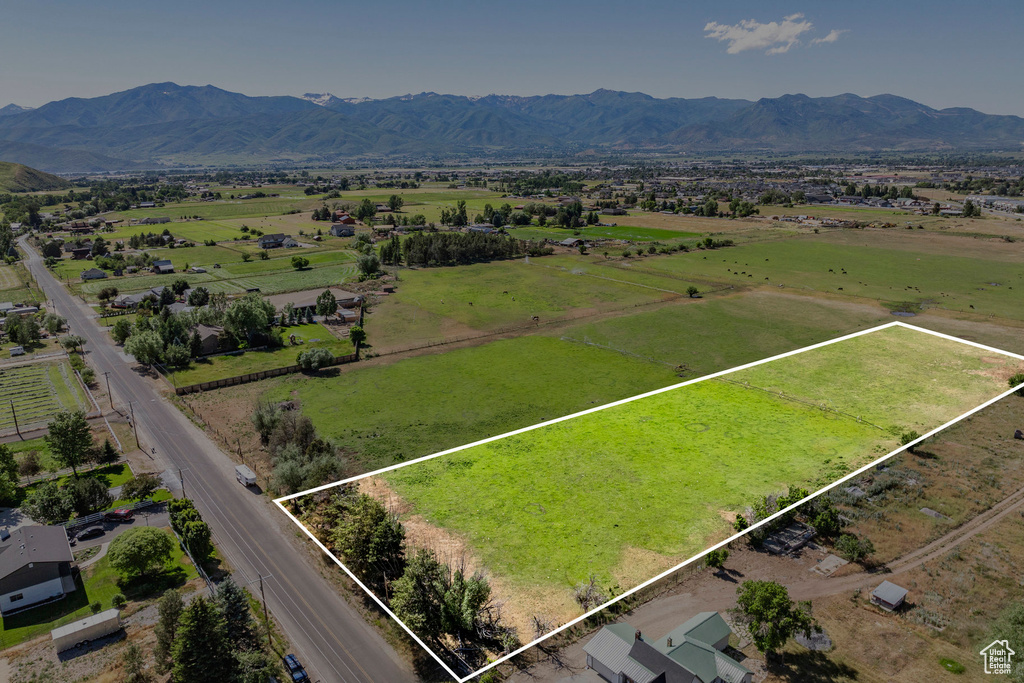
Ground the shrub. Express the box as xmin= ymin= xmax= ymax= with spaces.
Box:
xmin=112 ymin=593 xmax=127 ymax=608
xmin=1010 ymin=372 xmax=1024 ymax=396
xmin=296 ymin=347 xmax=335 ymax=371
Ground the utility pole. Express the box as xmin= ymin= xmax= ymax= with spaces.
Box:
xmin=10 ymin=400 xmax=20 ymax=439
xmin=259 ymin=574 xmax=271 ymax=650
xmin=128 ymin=401 xmax=139 ymax=447
xmin=102 ymin=371 xmax=112 ymax=410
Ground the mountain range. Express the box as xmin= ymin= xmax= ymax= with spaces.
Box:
xmin=1 ymin=83 xmax=1022 ymax=172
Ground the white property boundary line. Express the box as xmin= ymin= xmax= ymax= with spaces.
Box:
xmin=274 ymin=321 xmax=1024 ymax=682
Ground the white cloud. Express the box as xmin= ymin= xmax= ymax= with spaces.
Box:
xmin=704 ymin=14 xmax=845 ymax=55
xmin=811 ymin=29 xmax=848 ymax=45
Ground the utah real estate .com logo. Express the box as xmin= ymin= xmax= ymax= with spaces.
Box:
xmin=980 ymin=639 xmax=1015 ymax=675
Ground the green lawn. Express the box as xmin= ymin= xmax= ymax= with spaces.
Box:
xmin=171 ymin=323 xmax=354 ymax=386
xmin=109 ymin=487 xmax=173 ymax=509
xmin=9 ymin=437 xmax=57 ymax=472
xmin=0 ymin=527 xmax=195 ymax=646
xmin=20 ymin=463 xmax=134 ymax=504
xmin=363 ymin=325 xmax=1017 ymax=625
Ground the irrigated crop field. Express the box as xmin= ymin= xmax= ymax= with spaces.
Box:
xmin=294 ymin=324 xmax=1022 ymax=637
xmin=0 ymin=362 xmax=91 ymax=432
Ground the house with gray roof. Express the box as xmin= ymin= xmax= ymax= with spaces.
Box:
xmin=0 ymin=526 xmax=76 ymax=615
xmin=583 ymin=612 xmax=752 ymax=683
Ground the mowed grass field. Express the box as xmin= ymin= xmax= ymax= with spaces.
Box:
xmin=344 ymin=325 xmax=1019 ymax=628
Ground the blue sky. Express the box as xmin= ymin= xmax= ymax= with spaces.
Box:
xmin=4 ymin=0 xmax=1024 ymax=114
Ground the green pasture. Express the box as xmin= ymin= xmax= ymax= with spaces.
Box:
xmin=0 ymin=362 xmax=89 ymax=432
xmin=557 ymin=290 xmax=891 ymax=375
xmin=367 ymin=259 xmax=674 ymax=350
xmin=638 ymin=236 xmax=1024 ymax=319
xmin=264 ymin=335 xmax=679 ymax=471
xmin=76 ymin=257 xmax=357 ymax=299
xmin=0 ymin=527 xmax=195 ymax=647
xmin=170 ymin=323 xmax=354 ymax=386
xmin=508 ymin=224 xmax=701 ymax=243
xmin=371 ymin=325 xmax=1014 ymax=609
xmin=382 ymin=379 xmax=877 ymax=592
xmin=101 ymin=220 xmax=248 ymax=243
xmin=727 ymin=324 xmax=1021 ymax=431
xmin=112 ymin=197 xmax=314 ymax=222
xmin=0 ymin=263 xmax=43 ymax=304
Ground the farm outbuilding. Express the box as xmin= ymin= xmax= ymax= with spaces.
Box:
xmin=871 ymin=580 xmax=908 ymax=612
xmin=51 ymin=608 xmax=122 ymax=652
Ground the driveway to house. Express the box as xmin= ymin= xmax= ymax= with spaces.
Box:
xmin=20 ymin=238 xmax=414 ymax=683
xmin=70 ymin=506 xmax=171 ymax=551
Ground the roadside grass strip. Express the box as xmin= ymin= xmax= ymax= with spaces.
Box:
xmin=275 ymin=322 xmax=1024 ymax=681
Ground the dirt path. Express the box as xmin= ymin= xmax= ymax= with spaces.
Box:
xmin=511 ymin=483 xmax=1024 ymax=682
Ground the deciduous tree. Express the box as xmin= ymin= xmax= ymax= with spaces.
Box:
xmin=45 ymin=410 xmax=93 ymax=476
xmin=108 ymin=527 xmax=174 ymax=579
xmin=736 ymin=580 xmax=817 ymax=658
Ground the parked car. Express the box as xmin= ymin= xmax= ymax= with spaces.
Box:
xmin=104 ymin=508 xmax=134 ymax=522
xmin=282 ymin=654 xmax=309 ymax=682
xmin=76 ymin=526 xmax=105 ymax=540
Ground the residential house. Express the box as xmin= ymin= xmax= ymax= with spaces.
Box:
xmin=584 ymin=612 xmax=752 ymax=683
xmin=265 ymin=287 xmax=363 ymax=316
xmin=871 ymin=581 xmax=908 ymax=612
xmin=80 ymin=268 xmax=107 ymax=281
xmin=258 ymin=233 xmax=287 ymax=249
xmin=151 ymin=260 xmax=174 ymax=275
xmin=195 ymin=324 xmax=224 ymax=356
xmin=0 ymin=526 xmax=77 ymax=615
xmin=333 ymin=212 xmax=355 ymax=225
xmin=330 ymin=224 xmax=355 ymax=237
xmin=281 ymin=236 xmax=300 ymax=248
xmin=70 ymin=247 xmax=92 ymax=260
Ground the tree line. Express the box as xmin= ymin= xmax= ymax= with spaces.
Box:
xmin=379 ymin=231 xmax=550 ymax=268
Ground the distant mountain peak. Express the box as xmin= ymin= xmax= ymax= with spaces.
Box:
xmin=300 ymin=92 xmax=340 ymax=107
xmin=0 ymin=104 xmax=33 ymax=117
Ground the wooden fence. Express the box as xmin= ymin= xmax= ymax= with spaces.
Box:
xmin=173 ymin=352 xmax=358 ymax=395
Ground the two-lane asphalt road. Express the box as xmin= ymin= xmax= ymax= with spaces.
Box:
xmin=20 ymin=238 xmax=415 ymax=683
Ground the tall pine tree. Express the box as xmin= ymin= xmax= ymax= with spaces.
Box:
xmin=154 ymin=589 xmax=183 ymax=674
xmin=171 ymin=596 xmax=235 ymax=682
xmin=215 ymin=576 xmax=257 ymax=650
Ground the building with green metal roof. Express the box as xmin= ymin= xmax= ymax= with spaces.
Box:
xmin=583 ymin=611 xmax=752 ymax=683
